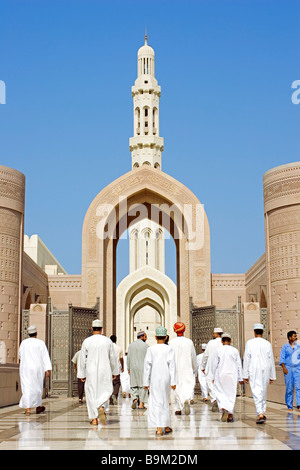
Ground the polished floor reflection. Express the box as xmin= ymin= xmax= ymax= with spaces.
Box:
xmin=0 ymin=394 xmax=299 ymax=450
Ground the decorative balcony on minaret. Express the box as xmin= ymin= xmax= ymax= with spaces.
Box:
xmin=129 ymin=35 xmax=164 ymax=170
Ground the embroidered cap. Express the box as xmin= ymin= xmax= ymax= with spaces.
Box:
xmin=156 ymin=326 xmax=167 ymax=337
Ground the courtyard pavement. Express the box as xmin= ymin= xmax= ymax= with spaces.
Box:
xmin=0 ymin=393 xmax=299 ymax=452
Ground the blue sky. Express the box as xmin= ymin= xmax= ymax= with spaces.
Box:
xmin=1 ymin=0 xmax=299 ymax=283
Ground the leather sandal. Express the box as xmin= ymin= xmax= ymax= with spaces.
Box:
xmin=36 ymin=406 xmax=45 ymax=414
xmin=98 ymin=408 xmax=107 ymax=424
xmin=164 ymin=427 xmax=173 ymax=434
xmin=256 ymin=415 xmax=266 ymax=424
xmin=131 ymin=399 xmax=138 ymax=409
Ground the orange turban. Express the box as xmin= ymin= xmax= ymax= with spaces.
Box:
xmin=173 ymin=322 xmax=185 ymax=336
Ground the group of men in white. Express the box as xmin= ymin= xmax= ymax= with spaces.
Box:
xmin=199 ymin=324 xmax=276 ymax=424
xmin=18 ymin=318 xmax=280 ymax=435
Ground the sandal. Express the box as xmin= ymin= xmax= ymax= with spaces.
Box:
xmin=256 ymin=415 xmax=266 ymax=424
xmin=98 ymin=407 xmax=107 ymax=424
xmin=164 ymin=427 xmax=173 ymax=434
xmin=36 ymin=406 xmax=45 ymax=414
xmin=131 ymin=399 xmax=138 ymax=409
xmin=221 ymin=410 xmax=228 ymax=422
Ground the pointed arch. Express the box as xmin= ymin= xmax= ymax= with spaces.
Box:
xmin=82 ymin=165 xmax=211 ymax=339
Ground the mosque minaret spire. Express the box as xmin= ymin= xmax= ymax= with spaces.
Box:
xmin=129 ymin=35 xmax=164 ymax=170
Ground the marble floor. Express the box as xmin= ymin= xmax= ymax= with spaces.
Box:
xmin=0 ymin=394 xmax=299 ymax=451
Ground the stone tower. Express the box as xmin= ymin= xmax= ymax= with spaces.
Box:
xmin=0 ymin=166 xmax=25 ymax=364
xmin=263 ymin=161 xmax=300 ymax=361
xmin=129 ymin=34 xmax=164 ymax=170
xmin=128 ymin=37 xmax=166 ymax=279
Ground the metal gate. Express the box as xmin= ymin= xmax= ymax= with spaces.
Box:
xmin=191 ymin=299 xmax=268 ymax=357
xmin=48 ymin=300 xmax=99 ymax=397
xmin=191 ymin=299 xmax=243 ymax=356
xmin=191 ymin=301 xmax=243 ymax=397
xmin=48 ymin=309 xmax=69 ymax=396
xmin=191 ymin=305 xmax=216 ymax=355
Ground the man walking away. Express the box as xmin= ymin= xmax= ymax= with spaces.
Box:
xmin=127 ymin=331 xmax=148 ymax=409
xmin=19 ymin=325 xmax=52 ymax=416
xmin=212 ymin=333 xmax=243 ymax=423
xmin=201 ymin=327 xmax=223 ymax=412
xmin=72 ymin=350 xmax=84 ymax=404
xmin=110 ymin=335 xmax=124 ymax=405
xmin=197 ymin=344 xmax=208 ymax=402
xmin=144 ymin=326 xmax=177 ymax=436
xmin=169 ymin=322 xmax=197 ymax=416
xmin=77 ymin=319 xmax=118 ymax=425
xmin=243 ymin=323 xmax=276 ymax=424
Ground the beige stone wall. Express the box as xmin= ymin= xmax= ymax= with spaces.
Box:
xmin=211 ymin=274 xmax=246 ymax=308
xmin=0 ymin=365 xmax=21 ymax=407
xmin=21 ymin=252 xmax=49 ymax=343
xmin=244 ymin=254 xmax=268 ymax=342
xmin=22 ymin=252 xmax=49 ymax=309
xmin=245 ymin=254 xmax=267 ymax=306
xmin=48 ymin=275 xmax=82 ymax=310
xmin=24 ymin=234 xmax=67 ymax=275
xmin=264 ymin=162 xmax=300 ymax=362
xmin=243 ymin=302 xmax=261 ymax=344
xmin=0 ymin=166 xmax=25 ymax=365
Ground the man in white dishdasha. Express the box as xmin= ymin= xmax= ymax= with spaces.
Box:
xmin=143 ymin=326 xmax=177 ymax=436
xmin=77 ymin=319 xmax=118 ymax=425
xmin=19 ymin=325 xmax=52 ymax=416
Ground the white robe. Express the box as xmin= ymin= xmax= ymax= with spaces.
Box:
xmin=77 ymin=334 xmax=118 ymax=420
xmin=243 ymin=337 xmax=276 ymax=416
xmin=143 ymin=343 xmax=177 ymax=428
xmin=201 ymin=336 xmax=222 ymax=402
xmin=169 ymin=336 xmax=197 ymax=411
xmin=197 ymin=353 xmax=208 ymax=399
xmin=18 ymin=338 xmax=52 ymax=409
xmin=212 ymin=345 xmax=243 ymax=414
xmin=120 ymin=356 xmax=130 ymax=393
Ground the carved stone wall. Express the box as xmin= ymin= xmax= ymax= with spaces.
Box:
xmin=0 ymin=166 xmax=25 ymax=364
xmin=264 ymin=162 xmax=300 ymax=361
xmin=48 ymin=275 xmax=82 ymax=310
xmin=211 ymin=274 xmax=246 ymax=308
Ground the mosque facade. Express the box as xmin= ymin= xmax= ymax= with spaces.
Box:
xmin=0 ymin=37 xmax=300 ymax=407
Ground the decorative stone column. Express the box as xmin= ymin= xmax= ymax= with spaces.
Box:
xmin=264 ymin=162 xmax=300 ymax=362
xmin=0 ymin=166 xmax=25 ymax=364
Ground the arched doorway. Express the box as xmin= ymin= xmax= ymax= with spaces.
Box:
xmin=117 ymin=267 xmax=176 ymax=352
xmin=132 ymin=300 xmax=163 ymax=348
xmin=82 ymin=166 xmax=211 ymax=339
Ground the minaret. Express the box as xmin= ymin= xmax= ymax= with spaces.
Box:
xmin=129 ymin=219 xmax=165 ymax=274
xmin=129 ymin=34 xmax=164 ymax=170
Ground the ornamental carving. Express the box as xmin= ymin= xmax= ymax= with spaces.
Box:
xmin=194 ymin=268 xmax=205 ymax=300
xmin=87 ymin=270 xmax=97 ymax=306
xmin=264 ymin=177 xmax=300 ymax=203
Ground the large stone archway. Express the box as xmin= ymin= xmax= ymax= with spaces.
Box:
xmin=82 ymin=166 xmax=211 ymax=339
xmin=116 ymin=265 xmax=177 ymax=351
